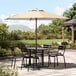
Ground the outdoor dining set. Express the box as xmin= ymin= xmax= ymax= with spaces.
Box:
xmin=5 ymin=9 xmax=67 ymax=71
xmin=10 ymin=44 xmax=66 ymax=71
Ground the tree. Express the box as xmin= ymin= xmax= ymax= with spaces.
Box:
xmin=38 ymin=24 xmax=50 ymax=34
xmin=49 ymin=20 xmax=64 ymax=38
xmin=63 ymin=3 xmax=76 ymax=40
xmin=37 ymin=24 xmax=50 ymax=39
xmin=10 ymin=30 xmax=24 ymax=40
xmin=63 ymin=3 xmax=76 ymax=19
xmin=0 ymin=23 xmax=9 ymax=40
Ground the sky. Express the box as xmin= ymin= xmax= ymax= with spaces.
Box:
xmin=0 ymin=0 xmax=76 ymax=29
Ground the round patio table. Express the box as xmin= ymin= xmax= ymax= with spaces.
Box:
xmin=27 ymin=47 xmax=51 ymax=67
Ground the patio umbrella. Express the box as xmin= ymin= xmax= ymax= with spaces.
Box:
xmin=6 ymin=8 xmax=68 ymax=50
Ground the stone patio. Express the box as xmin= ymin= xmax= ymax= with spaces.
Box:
xmin=0 ymin=49 xmax=76 ymax=76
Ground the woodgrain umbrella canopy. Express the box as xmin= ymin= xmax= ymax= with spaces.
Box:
xmin=6 ymin=8 xmax=68 ymax=50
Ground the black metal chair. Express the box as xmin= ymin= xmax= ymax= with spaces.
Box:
xmin=48 ymin=45 xmax=66 ymax=68
xmin=10 ymin=47 xmax=16 ymax=68
xmin=41 ymin=44 xmax=51 ymax=53
xmin=20 ymin=47 xmax=39 ymax=71
xmin=40 ymin=44 xmax=51 ymax=66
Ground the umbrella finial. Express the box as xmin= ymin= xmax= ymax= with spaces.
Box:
xmin=32 ymin=8 xmax=44 ymax=12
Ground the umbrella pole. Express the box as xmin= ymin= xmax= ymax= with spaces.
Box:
xmin=35 ymin=18 xmax=37 ymax=66
xmin=35 ymin=18 xmax=37 ymax=50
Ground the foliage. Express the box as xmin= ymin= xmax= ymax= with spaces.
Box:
xmin=14 ymin=47 xmax=21 ymax=55
xmin=10 ymin=30 xmax=23 ymax=40
xmin=38 ymin=24 xmax=50 ymax=35
xmin=49 ymin=20 xmax=64 ymax=34
xmin=48 ymin=20 xmax=64 ymax=38
xmin=0 ymin=48 xmax=13 ymax=57
xmin=0 ymin=48 xmax=7 ymax=57
xmin=10 ymin=30 xmax=35 ymax=40
xmin=70 ymin=43 xmax=76 ymax=49
xmin=63 ymin=3 xmax=76 ymax=19
xmin=0 ymin=65 xmax=18 ymax=76
xmin=63 ymin=3 xmax=76 ymax=40
xmin=0 ymin=40 xmax=11 ymax=49
xmin=61 ymin=41 xmax=68 ymax=45
xmin=0 ymin=41 xmax=25 ymax=57
xmin=0 ymin=23 xmax=9 ymax=40
xmin=37 ymin=20 xmax=64 ymax=39
xmin=51 ymin=42 xmax=59 ymax=49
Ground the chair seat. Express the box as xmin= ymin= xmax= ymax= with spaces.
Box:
xmin=56 ymin=53 xmax=63 ymax=56
xmin=49 ymin=50 xmax=57 ymax=53
xmin=23 ymin=55 xmax=39 ymax=59
xmin=23 ymin=55 xmax=33 ymax=58
xmin=48 ymin=53 xmax=57 ymax=57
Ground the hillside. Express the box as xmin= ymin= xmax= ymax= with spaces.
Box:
xmin=8 ymin=24 xmax=33 ymax=32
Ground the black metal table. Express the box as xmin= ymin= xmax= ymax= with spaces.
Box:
xmin=27 ymin=47 xmax=51 ymax=67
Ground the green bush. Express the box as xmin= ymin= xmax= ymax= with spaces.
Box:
xmin=0 ymin=40 xmax=11 ymax=49
xmin=0 ymin=48 xmax=13 ymax=57
xmin=70 ymin=43 xmax=76 ymax=49
xmin=0 ymin=48 xmax=7 ymax=57
xmin=51 ymin=42 xmax=59 ymax=49
xmin=0 ymin=65 xmax=18 ymax=76
xmin=61 ymin=41 xmax=68 ymax=45
xmin=10 ymin=41 xmax=26 ymax=48
xmin=14 ymin=47 xmax=22 ymax=55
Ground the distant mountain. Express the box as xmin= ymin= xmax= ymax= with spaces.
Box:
xmin=0 ymin=19 xmax=4 ymax=23
xmin=8 ymin=24 xmax=34 ymax=32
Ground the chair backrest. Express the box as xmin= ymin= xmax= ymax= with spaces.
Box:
xmin=20 ymin=47 xmax=29 ymax=56
xmin=42 ymin=44 xmax=51 ymax=48
xmin=41 ymin=44 xmax=51 ymax=54
xmin=58 ymin=45 xmax=66 ymax=55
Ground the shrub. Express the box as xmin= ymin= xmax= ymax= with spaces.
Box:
xmin=61 ymin=41 xmax=68 ymax=45
xmin=0 ymin=65 xmax=18 ymax=76
xmin=70 ymin=43 xmax=76 ymax=49
xmin=0 ymin=40 xmax=11 ymax=49
xmin=0 ymin=48 xmax=13 ymax=57
xmin=51 ymin=42 xmax=59 ymax=49
xmin=14 ymin=47 xmax=21 ymax=55
xmin=0 ymin=48 xmax=7 ymax=57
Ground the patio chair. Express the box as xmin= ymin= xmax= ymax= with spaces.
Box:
xmin=10 ymin=47 xmax=16 ymax=68
xmin=20 ymin=46 xmax=39 ymax=71
xmin=40 ymin=44 xmax=51 ymax=66
xmin=41 ymin=44 xmax=51 ymax=53
xmin=48 ymin=45 xmax=66 ymax=68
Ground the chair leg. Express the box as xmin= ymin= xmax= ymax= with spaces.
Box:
xmin=26 ymin=58 xmax=27 ymax=67
xmin=49 ymin=57 xmax=51 ymax=64
xmin=32 ymin=58 xmax=40 ymax=69
xmin=21 ymin=57 xmax=24 ymax=69
xmin=27 ymin=58 xmax=29 ymax=72
xmin=56 ymin=56 xmax=58 ymax=66
xmin=14 ymin=57 xmax=16 ymax=69
xmin=11 ymin=57 xmax=14 ymax=67
xmin=54 ymin=56 xmax=55 ymax=68
xmin=37 ymin=58 xmax=40 ymax=69
xmin=48 ymin=55 xmax=51 ymax=67
xmin=63 ymin=55 xmax=66 ymax=68
xmin=33 ymin=58 xmax=35 ymax=69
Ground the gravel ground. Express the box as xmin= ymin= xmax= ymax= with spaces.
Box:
xmin=0 ymin=49 xmax=76 ymax=76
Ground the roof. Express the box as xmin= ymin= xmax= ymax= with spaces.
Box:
xmin=63 ymin=19 xmax=76 ymax=26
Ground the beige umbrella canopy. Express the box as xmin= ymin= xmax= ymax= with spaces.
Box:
xmin=6 ymin=9 xmax=67 ymax=20
xmin=6 ymin=8 xmax=68 ymax=50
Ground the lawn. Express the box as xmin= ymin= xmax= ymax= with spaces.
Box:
xmin=19 ymin=39 xmax=68 ymax=45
